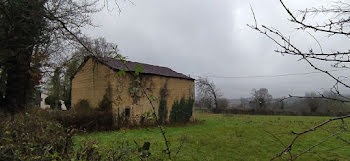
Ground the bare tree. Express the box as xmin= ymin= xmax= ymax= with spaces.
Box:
xmin=196 ymin=77 xmax=221 ymax=110
xmin=249 ymin=0 xmax=350 ymax=160
xmin=71 ymin=37 xmax=118 ymax=61
xmin=251 ymin=88 xmax=272 ymax=111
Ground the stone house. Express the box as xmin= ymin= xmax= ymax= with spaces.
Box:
xmin=71 ymin=56 xmax=195 ymax=122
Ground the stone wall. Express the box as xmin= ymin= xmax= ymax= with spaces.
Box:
xmin=71 ymin=58 xmax=114 ymax=108
xmin=71 ymin=58 xmax=195 ymax=122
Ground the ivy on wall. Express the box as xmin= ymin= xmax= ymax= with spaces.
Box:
xmin=128 ymin=77 xmax=142 ymax=104
xmin=98 ymin=83 xmax=112 ymax=111
xmin=158 ymin=82 xmax=169 ymax=124
xmin=170 ymin=97 xmax=194 ymax=123
xmin=128 ymin=75 xmax=154 ymax=104
xmin=158 ymin=99 xmax=167 ymax=124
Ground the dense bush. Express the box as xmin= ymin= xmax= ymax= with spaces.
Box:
xmin=0 ymin=108 xmax=157 ymax=160
xmin=170 ymin=97 xmax=194 ymax=123
xmin=45 ymin=94 xmax=61 ymax=109
xmin=53 ymin=99 xmax=114 ymax=132
xmin=73 ymin=140 xmax=156 ymax=161
xmin=0 ymin=109 xmax=73 ymax=160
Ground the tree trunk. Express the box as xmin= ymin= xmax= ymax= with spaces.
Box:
xmin=0 ymin=67 xmax=6 ymax=109
xmin=213 ymin=92 xmax=218 ymax=109
xmin=4 ymin=50 xmax=32 ymax=114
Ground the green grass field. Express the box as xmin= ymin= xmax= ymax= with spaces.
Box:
xmin=75 ymin=113 xmax=350 ymax=160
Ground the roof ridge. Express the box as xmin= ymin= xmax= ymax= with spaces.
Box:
xmin=98 ymin=56 xmax=194 ymax=80
xmin=103 ymin=57 xmax=174 ymax=70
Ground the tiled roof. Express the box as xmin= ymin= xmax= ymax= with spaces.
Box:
xmin=98 ymin=57 xmax=194 ymax=80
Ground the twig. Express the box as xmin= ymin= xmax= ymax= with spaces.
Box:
xmin=279 ymin=0 xmax=350 ymax=35
xmin=293 ymin=130 xmax=343 ymax=160
xmin=280 ymin=95 xmax=350 ymax=103
xmin=264 ymin=130 xmax=293 ymax=159
xmin=248 ymin=1 xmax=350 ymax=160
xmin=249 ymin=4 xmax=258 ymax=29
xmin=175 ymin=137 xmax=186 ymax=157
xmin=270 ymin=114 xmax=350 ymax=160
xmin=114 ymin=54 xmax=173 ymax=160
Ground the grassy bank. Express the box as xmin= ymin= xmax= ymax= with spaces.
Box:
xmin=74 ymin=113 xmax=350 ymax=160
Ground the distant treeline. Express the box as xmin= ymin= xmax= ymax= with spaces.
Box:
xmin=197 ymin=108 xmax=349 ymax=117
xmin=195 ymin=91 xmax=350 ymax=116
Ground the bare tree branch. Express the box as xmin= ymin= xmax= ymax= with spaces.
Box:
xmin=270 ymin=114 xmax=350 ymax=160
xmin=280 ymin=94 xmax=350 ymax=103
xmin=249 ymin=1 xmax=350 ymax=159
xmin=293 ymin=130 xmax=344 ymax=160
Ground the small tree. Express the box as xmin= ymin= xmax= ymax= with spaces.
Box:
xmin=61 ymin=59 xmax=80 ymax=110
xmin=196 ymin=77 xmax=221 ymax=110
xmin=304 ymin=92 xmax=320 ymax=113
xmin=251 ymin=88 xmax=272 ymax=111
xmin=48 ymin=67 xmax=62 ymax=109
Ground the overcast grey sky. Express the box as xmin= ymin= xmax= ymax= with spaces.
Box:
xmin=83 ymin=0 xmax=350 ymax=98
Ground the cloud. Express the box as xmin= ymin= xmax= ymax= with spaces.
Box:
xmin=84 ymin=0 xmax=350 ymax=98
